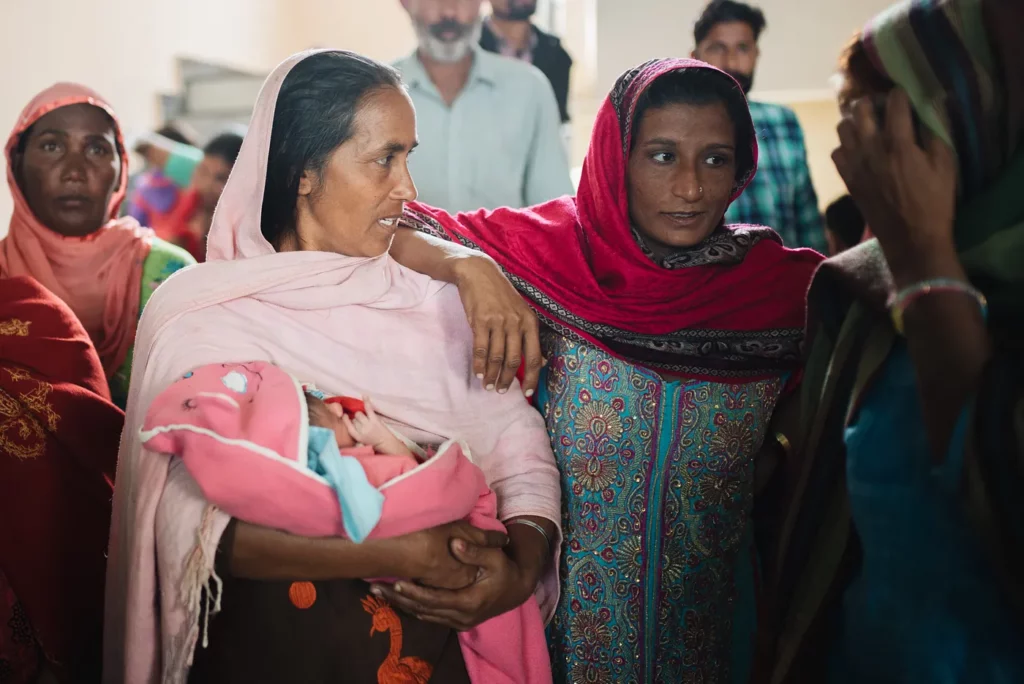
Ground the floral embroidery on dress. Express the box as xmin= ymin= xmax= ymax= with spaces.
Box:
xmin=541 ymin=333 xmax=782 ymax=684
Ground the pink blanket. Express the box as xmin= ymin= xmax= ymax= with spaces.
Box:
xmin=140 ymin=361 xmax=548 ymax=682
xmin=103 ymin=49 xmax=561 ymax=684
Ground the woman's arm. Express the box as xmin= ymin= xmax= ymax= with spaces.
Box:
xmin=226 ymin=519 xmax=508 ymax=590
xmin=133 ymin=134 xmax=202 ymax=187
xmin=833 ymin=90 xmax=991 ymax=459
xmin=390 ymin=228 xmax=544 ymax=397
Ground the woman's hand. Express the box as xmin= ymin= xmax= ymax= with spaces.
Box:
xmin=832 ymin=89 xmax=961 ymax=284
xmin=380 ymin=522 xmax=508 ymax=591
xmin=450 ymin=255 xmax=544 ymax=398
xmin=370 ymin=539 xmax=534 ymax=631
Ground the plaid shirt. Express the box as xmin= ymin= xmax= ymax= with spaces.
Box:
xmin=726 ymin=101 xmax=826 ymax=252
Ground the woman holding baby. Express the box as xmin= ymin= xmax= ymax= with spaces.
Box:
xmin=103 ymin=51 xmax=559 ymax=684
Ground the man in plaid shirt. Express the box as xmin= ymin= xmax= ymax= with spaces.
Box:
xmin=692 ymin=0 xmax=826 ymax=252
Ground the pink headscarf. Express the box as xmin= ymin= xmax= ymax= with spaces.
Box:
xmin=0 ymin=83 xmax=153 ymax=377
xmin=103 ymin=50 xmax=561 ymax=684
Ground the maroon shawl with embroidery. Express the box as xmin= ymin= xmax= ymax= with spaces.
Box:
xmin=0 ymin=276 xmax=124 ymax=681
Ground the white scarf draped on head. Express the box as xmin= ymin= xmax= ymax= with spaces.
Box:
xmin=102 ymin=49 xmax=561 ymax=684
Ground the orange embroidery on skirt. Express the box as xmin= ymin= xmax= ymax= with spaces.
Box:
xmin=288 ymin=581 xmax=317 ymax=609
xmin=361 ymin=594 xmax=433 ymax=683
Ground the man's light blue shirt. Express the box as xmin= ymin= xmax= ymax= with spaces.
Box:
xmin=394 ymin=47 xmax=573 ymax=213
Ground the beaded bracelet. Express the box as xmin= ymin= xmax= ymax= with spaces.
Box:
xmin=889 ymin=278 xmax=987 ymax=335
xmin=507 ymin=518 xmax=552 ymax=554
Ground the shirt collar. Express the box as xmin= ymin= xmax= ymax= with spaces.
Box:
xmin=400 ymin=44 xmax=497 ymax=93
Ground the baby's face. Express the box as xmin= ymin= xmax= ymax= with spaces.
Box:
xmin=309 ymin=399 xmax=356 ymax=448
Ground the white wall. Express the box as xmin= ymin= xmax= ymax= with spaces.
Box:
xmin=276 ymin=0 xmax=418 ymax=64
xmin=0 ymin=0 xmax=289 ymax=234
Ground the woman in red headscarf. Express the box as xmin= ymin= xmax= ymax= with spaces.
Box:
xmin=0 ymin=275 xmax=124 ymax=683
xmin=0 ymin=84 xmax=195 ymax=409
xmin=381 ymin=58 xmax=824 ymax=682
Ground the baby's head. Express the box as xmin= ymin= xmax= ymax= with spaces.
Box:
xmin=305 ymin=392 xmax=356 ymax=448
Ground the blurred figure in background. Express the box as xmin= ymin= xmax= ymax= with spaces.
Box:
xmin=693 ymin=0 xmax=826 ymax=252
xmin=480 ymin=0 xmax=573 ymax=127
xmin=128 ymin=131 xmax=242 ymax=261
xmin=154 ymin=132 xmax=243 ymax=261
xmin=823 ymin=193 xmax=867 ymax=255
xmin=121 ymin=123 xmax=196 ymax=220
xmin=0 ymin=83 xmax=194 ymax=407
xmin=395 ymin=0 xmax=572 ymax=212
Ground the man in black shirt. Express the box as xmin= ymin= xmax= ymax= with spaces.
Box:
xmin=479 ymin=0 xmax=573 ymax=124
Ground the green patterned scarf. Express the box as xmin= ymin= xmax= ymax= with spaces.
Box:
xmin=863 ymin=0 xmax=1024 ymax=330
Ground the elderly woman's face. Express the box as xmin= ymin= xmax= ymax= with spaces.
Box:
xmin=294 ymin=87 xmax=418 ymax=257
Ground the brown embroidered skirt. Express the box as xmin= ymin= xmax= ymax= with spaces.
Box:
xmin=187 ymin=573 xmax=470 ymax=683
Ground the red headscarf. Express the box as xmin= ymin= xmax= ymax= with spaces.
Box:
xmin=404 ymin=59 xmax=824 ymax=380
xmin=0 ymin=276 xmax=124 ymax=679
xmin=0 ymin=83 xmax=154 ymax=378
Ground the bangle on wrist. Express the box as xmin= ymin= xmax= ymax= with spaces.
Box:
xmin=773 ymin=431 xmax=792 ymax=459
xmin=506 ymin=518 xmax=552 ymax=555
xmin=888 ymin=278 xmax=987 ymax=335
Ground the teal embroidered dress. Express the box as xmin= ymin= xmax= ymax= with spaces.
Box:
xmin=538 ymin=334 xmax=783 ymax=683
xmin=401 ymin=57 xmax=822 ymax=684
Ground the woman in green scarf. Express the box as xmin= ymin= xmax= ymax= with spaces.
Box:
xmin=766 ymin=0 xmax=1024 ymax=682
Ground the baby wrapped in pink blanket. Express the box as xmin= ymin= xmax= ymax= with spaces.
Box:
xmin=139 ymin=361 xmax=551 ymax=684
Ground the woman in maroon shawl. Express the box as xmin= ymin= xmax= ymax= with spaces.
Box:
xmin=382 ymin=58 xmax=823 ymax=682
xmin=0 ymin=276 xmax=124 ymax=683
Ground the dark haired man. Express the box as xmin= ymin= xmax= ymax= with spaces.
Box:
xmin=693 ymin=0 xmax=825 ymax=252
xmin=480 ymin=0 xmax=573 ymax=127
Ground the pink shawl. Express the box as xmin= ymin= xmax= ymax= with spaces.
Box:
xmin=0 ymin=83 xmax=153 ymax=377
xmin=103 ymin=50 xmax=561 ymax=684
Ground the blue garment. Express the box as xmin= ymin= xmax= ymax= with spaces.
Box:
xmin=725 ymin=101 xmax=826 ymax=252
xmin=306 ymin=426 xmax=384 ymax=543
xmin=833 ymin=342 xmax=1024 ymax=683
xmin=537 ymin=333 xmax=783 ymax=684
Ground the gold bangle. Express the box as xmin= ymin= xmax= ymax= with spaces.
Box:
xmin=774 ymin=431 xmax=792 ymax=458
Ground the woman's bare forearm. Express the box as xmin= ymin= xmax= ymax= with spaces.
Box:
xmin=892 ymin=246 xmax=991 ymax=458
xmin=390 ymin=227 xmax=486 ymax=284
xmin=226 ymin=520 xmax=400 ymax=580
